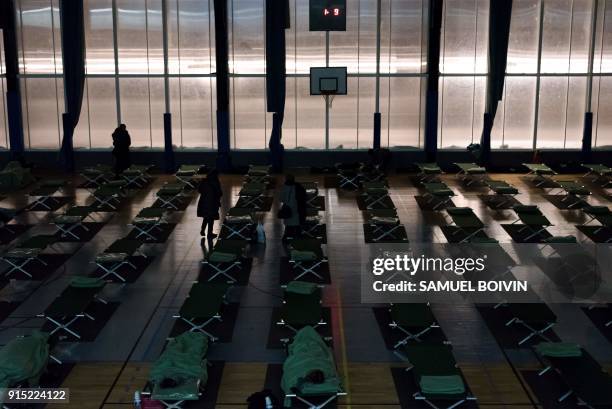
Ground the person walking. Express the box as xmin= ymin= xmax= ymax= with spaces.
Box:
xmin=280 ymin=174 xmax=306 ymax=240
xmin=112 ymin=124 xmax=132 ymax=175
xmin=197 ymin=169 xmax=222 ymax=239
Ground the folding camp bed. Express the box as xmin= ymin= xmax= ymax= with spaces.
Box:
xmin=415 ymin=162 xmax=443 ymax=184
xmin=582 ymin=206 xmax=612 ymax=240
xmin=454 ymin=162 xmax=487 ymax=186
xmin=399 ymin=343 xmax=476 ymax=409
xmin=38 ymin=277 xmax=107 ymax=340
xmin=237 ymin=183 xmax=267 ymax=209
xmin=484 ymin=180 xmax=519 ymax=208
xmin=0 ymin=208 xmax=18 ymax=234
xmin=244 ymin=165 xmax=271 ymax=184
xmin=336 ymin=163 xmax=362 ymax=189
xmin=175 ymin=164 xmax=208 ymax=188
xmin=288 ymin=239 xmax=328 ymax=281
xmin=282 ymin=326 xmax=345 ymax=409
xmin=582 ymin=163 xmax=612 ymax=186
xmin=301 ymin=181 xmax=321 ymax=209
xmin=510 ymin=205 xmax=553 ymax=242
xmin=156 ymin=183 xmax=189 ymax=210
xmin=93 ymin=238 xmax=146 ymax=282
xmin=26 ymin=179 xmax=67 ymax=211
xmin=128 ymin=207 xmax=170 ymax=241
xmin=444 ymin=207 xmax=486 ymax=243
xmin=201 ymin=239 xmax=248 ymax=283
xmin=389 ymin=303 xmax=440 ymax=349
xmin=277 ymin=281 xmax=325 ymax=335
xmin=302 ymin=208 xmax=325 ymax=240
xmin=523 ymin=163 xmax=557 ymax=187
xmin=551 ymin=180 xmax=592 ymax=208
xmin=422 ymin=182 xmax=456 ymax=210
xmin=534 ymin=342 xmax=612 ymax=408
xmin=52 ymin=206 xmax=97 ymax=240
xmin=145 ymin=332 xmax=209 ymax=409
xmin=220 ymin=207 xmax=255 ymax=240
xmin=80 ymin=164 xmax=113 ymax=188
xmin=502 ymin=303 xmax=557 ymax=346
xmin=92 ymin=180 xmax=127 ymax=210
xmin=0 ymin=331 xmax=57 ymax=391
xmin=364 ymin=208 xmax=407 ymax=242
xmin=1 ymin=235 xmax=58 ymax=279
xmin=360 ymin=165 xmax=385 ymax=184
xmin=360 ymin=181 xmax=394 ymax=209
xmin=173 ymin=282 xmax=230 ymax=340
xmin=120 ymin=164 xmax=153 ymax=188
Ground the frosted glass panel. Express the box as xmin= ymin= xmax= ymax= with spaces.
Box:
xmin=120 ymin=78 xmax=151 ymax=147
xmin=330 ymin=0 xmax=360 ymax=73
xmin=167 ymin=0 xmax=213 ymax=75
xmin=0 ymin=78 xmax=7 ymax=149
xmin=178 ymin=77 xmax=214 ymax=148
xmin=329 ymin=77 xmax=358 ymax=149
xmin=440 ymin=0 xmax=488 ymax=74
xmin=296 ymin=77 xmax=325 ymax=149
xmin=149 ymin=77 xmax=165 ymax=146
xmin=439 ymin=76 xmax=485 ymax=148
xmin=594 ymin=76 xmax=612 ymax=148
xmin=232 ymin=77 xmax=265 ymax=149
xmin=357 ymin=77 xmax=376 ymax=148
xmin=230 ymin=0 xmax=265 ymax=74
xmin=492 ymin=77 xmax=536 ymax=149
xmin=541 ymin=0 xmax=572 ymax=73
xmin=507 ymin=0 xmax=539 ymax=74
xmin=295 ymin=0 xmax=325 ymax=73
xmin=116 ymin=0 xmax=148 ymax=74
xmin=389 ymin=0 xmax=426 ymax=74
xmin=389 ymin=76 xmax=423 ymax=148
xmin=537 ymin=76 xmax=586 ymax=149
xmin=22 ymin=77 xmax=62 ymax=149
xmin=87 ymin=78 xmax=117 ymax=148
xmin=537 ymin=77 xmax=569 ymax=148
xmin=84 ymin=0 xmax=114 ymax=74
xmin=18 ymin=0 xmax=62 ymax=74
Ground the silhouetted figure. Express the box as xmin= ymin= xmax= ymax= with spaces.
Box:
xmin=112 ymin=124 xmax=131 ymax=174
xmin=280 ymin=174 xmax=306 ymax=240
xmin=197 ymin=169 xmax=222 ymax=238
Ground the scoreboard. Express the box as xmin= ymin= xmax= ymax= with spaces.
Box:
xmin=309 ymin=0 xmax=346 ymax=31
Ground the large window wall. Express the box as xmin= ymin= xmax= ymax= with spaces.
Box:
xmin=7 ymin=0 xmax=612 ymax=151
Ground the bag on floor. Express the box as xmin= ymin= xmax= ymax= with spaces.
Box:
xmin=247 ymin=389 xmax=280 ymax=409
xmin=256 ymin=222 xmax=266 ymax=244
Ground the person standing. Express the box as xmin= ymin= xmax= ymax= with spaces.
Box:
xmin=280 ymin=174 xmax=306 ymax=240
xmin=197 ymin=169 xmax=222 ymax=238
xmin=112 ymin=124 xmax=132 ymax=175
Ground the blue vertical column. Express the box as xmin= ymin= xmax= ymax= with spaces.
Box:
xmin=1 ymin=0 xmax=26 ymax=161
xmin=424 ymin=0 xmax=443 ymax=163
xmin=214 ymin=0 xmax=231 ymax=171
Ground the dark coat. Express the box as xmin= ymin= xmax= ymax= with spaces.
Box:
xmin=197 ymin=178 xmax=222 ymax=219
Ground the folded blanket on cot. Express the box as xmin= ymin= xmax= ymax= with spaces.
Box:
xmin=281 ymin=326 xmax=341 ymax=407
xmin=286 ymin=281 xmax=317 ymax=295
xmin=535 ymin=342 xmax=582 ymax=358
xmin=290 ymin=250 xmax=318 ymax=262
xmin=419 ymin=375 xmax=465 ymax=395
xmin=149 ymin=332 xmax=209 ymax=387
xmin=209 ymin=251 xmax=237 ymax=263
xmin=71 ymin=276 xmax=105 ymax=288
xmin=0 ymin=331 xmax=49 ymax=388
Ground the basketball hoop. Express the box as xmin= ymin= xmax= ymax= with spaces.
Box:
xmin=310 ymin=67 xmax=347 ymax=109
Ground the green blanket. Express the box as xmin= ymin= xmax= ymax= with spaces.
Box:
xmin=535 ymin=342 xmax=582 ymax=358
xmin=281 ymin=326 xmax=341 ymax=407
xmin=0 ymin=332 xmax=50 ymax=388
xmin=149 ymin=332 xmax=209 ymax=387
xmin=286 ymin=281 xmax=317 ymax=295
xmin=420 ymin=375 xmax=465 ymax=395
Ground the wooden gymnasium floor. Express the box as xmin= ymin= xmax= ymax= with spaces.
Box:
xmin=0 ymin=168 xmax=610 ymax=409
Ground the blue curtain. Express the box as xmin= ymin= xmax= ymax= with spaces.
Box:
xmin=480 ymin=0 xmax=512 ymax=166
xmin=59 ymin=0 xmax=86 ymax=172
xmin=266 ymin=0 xmax=289 ymax=172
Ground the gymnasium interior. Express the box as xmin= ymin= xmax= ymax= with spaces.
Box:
xmin=0 ymin=0 xmax=612 ymax=408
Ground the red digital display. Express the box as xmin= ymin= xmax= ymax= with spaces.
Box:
xmin=323 ymin=8 xmax=341 ymax=16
